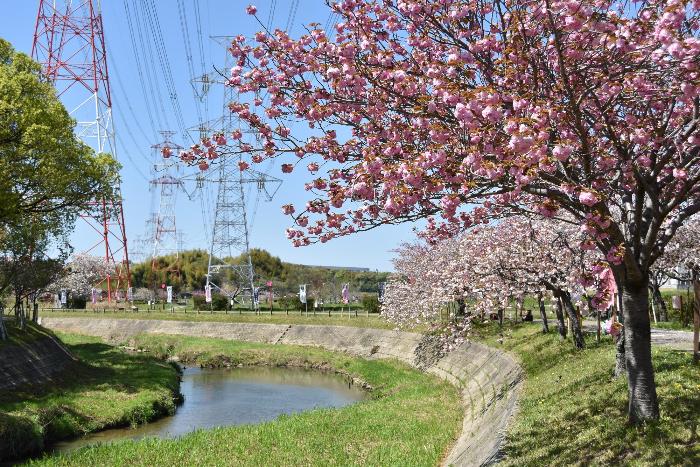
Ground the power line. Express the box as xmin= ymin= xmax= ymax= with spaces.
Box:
xmin=285 ymin=0 xmax=301 ymax=33
xmin=142 ymin=0 xmax=190 ymax=142
xmin=129 ymin=0 xmax=170 ymax=131
xmin=123 ymin=0 xmax=164 ymax=135
xmin=267 ymin=0 xmax=277 ymax=30
xmin=107 ymin=49 xmax=155 ymax=142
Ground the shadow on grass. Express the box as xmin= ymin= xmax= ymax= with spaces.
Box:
xmin=488 ymin=323 xmax=700 ymax=466
xmin=0 ymin=336 xmax=180 ymax=462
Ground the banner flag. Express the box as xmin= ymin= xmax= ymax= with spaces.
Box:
xmin=205 ymin=284 xmax=212 ymax=303
xmin=378 ymin=282 xmax=386 ymax=302
xmin=127 ymin=287 xmax=133 ymax=302
xmin=166 ymin=286 xmax=173 ymax=304
xmin=672 ymin=295 xmax=682 ymax=310
xmin=253 ymin=287 xmax=260 ymax=307
xmin=342 ymin=284 xmax=350 ymax=305
xmin=60 ymin=289 xmax=67 ymax=305
xmin=299 ymin=284 xmax=307 ymax=304
xmin=91 ymin=288 xmax=98 ymax=304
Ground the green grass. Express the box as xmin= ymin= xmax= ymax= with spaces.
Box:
xmin=28 ymin=333 xmax=462 ymax=466
xmin=0 ymin=320 xmax=57 ymax=348
xmin=470 ymin=322 xmax=700 ymax=466
xmin=652 ymin=321 xmax=694 ymax=331
xmin=0 ymin=332 xmax=181 ymax=461
xmin=40 ymin=309 xmax=396 ymax=329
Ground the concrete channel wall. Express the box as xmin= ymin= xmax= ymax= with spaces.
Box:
xmin=0 ymin=334 xmax=76 ymax=391
xmin=42 ymin=317 xmax=522 ymax=466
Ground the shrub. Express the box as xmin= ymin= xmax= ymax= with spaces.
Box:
xmin=211 ymin=294 xmax=230 ymax=311
xmin=277 ymin=295 xmax=313 ymax=311
xmin=192 ymin=294 xmax=229 ymax=311
xmin=192 ymin=294 xmax=206 ymax=309
xmin=68 ymin=295 xmax=87 ymax=309
xmin=361 ymin=294 xmax=380 ymax=313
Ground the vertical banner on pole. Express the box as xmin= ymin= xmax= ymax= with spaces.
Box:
xmin=60 ymin=289 xmax=67 ymax=306
xmin=672 ymin=295 xmax=682 ymax=310
xmin=127 ymin=287 xmax=134 ymax=302
xmin=267 ymin=281 xmax=273 ymax=310
xmin=205 ymin=284 xmax=212 ymax=303
xmin=91 ymin=288 xmax=98 ymax=305
xmin=253 ymin=286 xmax=260 ymax=309
xmin=342 ymin=284 xmax=350 ymax=304
xmin=299 ymin=285 xmax=307 ymax=304
xmin=166 ymin=286 xmax=173 ymax=304
xmin=378 ymin=282 xmax=386 ymax=302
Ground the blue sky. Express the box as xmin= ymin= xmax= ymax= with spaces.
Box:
xmin=2 ymin=0 xmax=420 ymax=271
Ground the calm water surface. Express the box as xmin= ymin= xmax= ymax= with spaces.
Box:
xmin=52 ymin=366 xmax=366 ymax=453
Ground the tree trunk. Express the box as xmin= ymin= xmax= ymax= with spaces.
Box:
xmin=15 ymin=297 xmax=25 ymax=330
xmin=32 ymin=302 xmax=39 ymax=323
xmin=497 ymin=307 xmax=504 ymax=326
xmin=693 ymin=276 xmax=700 ymax=363
xmin=561 ymin=293 xmax=585 ymax=349
xmin=555 ymin=297 xmax=567 ymax=340
xmin=0 ymin=305 xmax=7 ymax=341
xmin=589 ymin=297 xmax=600 ymax=343
xmin=517 ymin=296 xmax=524 ymax=322
xmin=614 ymin=328 xmax=626 ymax=379
xmin=649 ymin=277 xmax=668 ymax=322
xmin=620 ymin=280 xmax=660 ymax=423
xmin=537 ymin=292 xmax=549 ymax=333
xmin=456 ymin=298 xmax=466 ymax=316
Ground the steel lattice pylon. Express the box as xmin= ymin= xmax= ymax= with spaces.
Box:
xmin=32 ymin=0 xmax=130 ymax=302
xmin=192 ymin=36 xmax=281 ymax=304
xmin=148 ymin=131 xmax=184 ymax=293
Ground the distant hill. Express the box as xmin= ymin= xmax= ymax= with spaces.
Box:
xmin=130 ymin=248 xmax=389 ymax=296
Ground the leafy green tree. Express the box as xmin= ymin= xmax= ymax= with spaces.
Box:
xmin=0 ymin=38 xmax=117 ymax=338
xmin=0 ymin=38 xmax=118 ymax=228
xmin=0 ymin=216 xmax=67 ymax=330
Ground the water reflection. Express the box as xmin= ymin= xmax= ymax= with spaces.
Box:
xmin=52 ymin=366 xmax=366 ymax=453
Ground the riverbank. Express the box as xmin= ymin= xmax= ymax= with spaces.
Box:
xmin=39 ymin=309 xmax=395 ymax=329
xmin=471 ymin=322 xmax=700 ymax=465
xmin=0 ymin=332 xmax=181 ymax=462
xmin=29 ymin=333 xmax=463 ymax=466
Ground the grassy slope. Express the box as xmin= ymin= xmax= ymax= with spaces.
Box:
xmin=0 ymin=321 xmax=57 ymax=348
xmin=0 ymin=332 xmax=180 ymax=461
xmin=30 ymin=333 xmax=462 ymax=467
xmin=471 ymin=322 xmax=700 ymax=466
xmin=40 ymin=309 xmax=396 ymax=329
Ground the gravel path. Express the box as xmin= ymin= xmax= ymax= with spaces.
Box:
xmin=580 ymin=320 xmax=694 ymax=352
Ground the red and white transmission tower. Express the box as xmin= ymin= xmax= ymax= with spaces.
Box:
xmin=32 ymin=0 xmax=131 ymax=302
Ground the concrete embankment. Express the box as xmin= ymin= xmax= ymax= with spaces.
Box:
xmin=43 ymin=317 xmax=522 ymax=466
xmin=0 ymin=332 xmax=75 ymax=391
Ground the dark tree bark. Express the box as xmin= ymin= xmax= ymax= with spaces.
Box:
xmin=561 ymin=292 xmax=585 ymax=349
xmin=555 ymin=297 xmax=567 ymax=340
xmin=649 ymin=275 xmax=668 ymax=322
xmin=0 ymin=305 xmax=7 ymax=341
xmin=537 ymin=292 xmax=549 ymax=333
xmin=614 ymin=328 xmax=626 ymax=379
xmin=497 ymin=307 xmax=504 ymax=326
xmin=620 ymin=280 xmax=660 ymax=423
xmin=14 ymin=296 xmax=25 ymax=330
xmin=693 ymin=276 xmax=700 ymax=362
xmin=456 ymin=298 xmax=466 ymax=316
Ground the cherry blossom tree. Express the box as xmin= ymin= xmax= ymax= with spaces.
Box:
xmin=654 ymin=217 xmax=700 ymax=359
xmin=385 ymin=216 xmax=612 ymax=348
xmin=179 ymin=0 xmax=700 ymax=422
xmin=51 ymin=254 xmax=116 ymax=298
